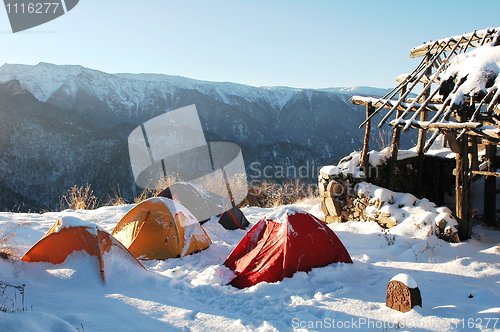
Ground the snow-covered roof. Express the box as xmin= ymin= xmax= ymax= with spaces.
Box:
xmin=352 ymin=27 xmax=500 ymax=151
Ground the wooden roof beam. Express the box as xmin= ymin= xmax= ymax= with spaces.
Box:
xmin=390 ymin=119 xmax=482 ymax=130
xmin=350 ymin=96 xmax=440 ymax=112
xmin=410 ymin=27 xmax=499 ymax=58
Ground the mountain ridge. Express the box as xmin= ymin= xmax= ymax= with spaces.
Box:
xmin=0 ymin=63 xmax=412 ymax=211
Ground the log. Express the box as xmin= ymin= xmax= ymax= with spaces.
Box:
xmin=321 ymin=199 xmax=328 ymax=216
xmin=389 ymin=84 xmax=406 ymax=190
xmin=351 ymin=96 xmax=440 ymax=113
xmin=378 ymin=42 xmax=452 ymax=129
xmin=444 ymin=130 xmax=462 ymax=154
xmin=456 ymin=108 xmax=472 ymax=241
xmin=401 ymin=46 xmax=461 ymax=133
xmin=472 ymin=170 xmax=500 ymax=177
xmin=358 ymin=56 xmax=429 ymax=129
xmin=325 ymin=197 xmax=342 ymax=217
xmin=386 ymin=274 xmax=422 ymax=313
xmin=484 ymin=144 xmax=497 ymax=226
xmin=325 ymin=216 xmax=342 ymax=224
xmin=396 ymin=73 xmax=439 ymax=84
xmin=378 ymin=216 xmax=397 ymax=228
xmin=391 ymin=120 xmax=483 ymax=130
xmin=360 ymin=104 xmax=374 ymax=171
xmin=326 ymin=180 xmax=343 ymax=197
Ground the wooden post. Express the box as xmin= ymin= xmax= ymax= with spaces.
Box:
xmin=456 ymin=107 xmax=472 ymax=240
xmin=470 ymin=138 xmax=479 ymax=175
xmin=416 ymin=54 xmax=432 ymax=196
xmin=360 ymin=104 xmax=374 ymax=174
xmin=388 ymin=84 xmax=407 ymax=190
xmin=484 ymin=143 xmax=497 ymax=226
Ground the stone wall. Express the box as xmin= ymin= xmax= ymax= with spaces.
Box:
xmin=318 ymin=161 xmax=459 ymax=242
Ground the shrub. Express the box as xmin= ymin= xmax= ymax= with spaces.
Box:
xmin=59 ymin=184 xmax=98 ymax=210
xmin=0 ymin=224 xmax=20 ymax=260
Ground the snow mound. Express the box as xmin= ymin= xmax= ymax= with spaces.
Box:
xmin=441 ymin=32 xmax=500 ymax=106
xmin=0 ymin=311 xmax=77 ymax=332
xmin=358 ymin=181 xmax=459 ymax=241
xmin=1 ymin=200 xmax=499 ymax=331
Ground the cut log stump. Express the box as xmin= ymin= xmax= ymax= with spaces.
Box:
xmin=386 ymin=274 xmax=422 ymax=313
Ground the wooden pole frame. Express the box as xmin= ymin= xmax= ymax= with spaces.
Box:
xmin=484 ymin=144 xmax=497 ymax=226
xmin=456 ymin=107 xmax=472 ymax=240
xmin=360 ymin=104 xmax=374 ymax=173
xmin=388 ymin=84 xmax=407 ymax=190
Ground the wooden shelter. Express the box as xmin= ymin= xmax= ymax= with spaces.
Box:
xmin=350 ymin=27 xmax=500 ymax=240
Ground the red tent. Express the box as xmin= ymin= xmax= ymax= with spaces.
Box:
xmin=224 ymin=208 xmax=352 ymax=288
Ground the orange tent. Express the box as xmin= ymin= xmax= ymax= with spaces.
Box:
xmin=112 ymin=197 xmax=211 ymax=260
xmin=22 ymin=216 xmax=144 ymax=281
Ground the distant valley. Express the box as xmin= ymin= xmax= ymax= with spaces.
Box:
xmin=0 ymin=63 xmax=414 ymax=211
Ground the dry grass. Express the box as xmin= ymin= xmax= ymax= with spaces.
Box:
xmin=50 ymin=172 xmax=315 ymax=211
xmin=192 ymin=172 xmax=248 ymax=200
xmin=133 ymin=174 xmax=179 ymax=204
xmin=374 ymin=129 xmax=392 ymax=150
xmin=107 ymin=185 xmax=127 ymax=206
xmin=242 ymin=178 xmax=317 ymax=208
xmin=0 ymin=224 xmax=20 ymax=260
xmin=133 ymin=172 xmax=249 ymax=204
xmin=59 ymin=184 xmax=98 ymax=210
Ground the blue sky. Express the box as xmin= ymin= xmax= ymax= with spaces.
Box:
xmin=1 ymin=0 xmax=499 ymax=89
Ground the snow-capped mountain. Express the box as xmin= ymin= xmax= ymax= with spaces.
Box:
xmin=0 ymin=63 xmax=410 ymax=211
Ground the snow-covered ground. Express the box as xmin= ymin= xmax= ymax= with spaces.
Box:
xmin=0 ymin=198 xmax=499 ymax=332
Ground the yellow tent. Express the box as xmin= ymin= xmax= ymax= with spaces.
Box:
xmin=112 ymin=197 xmax=211 ymax=260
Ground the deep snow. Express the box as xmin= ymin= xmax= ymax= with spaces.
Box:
xmin=0 ymin=199 xmax=499 ymax=332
